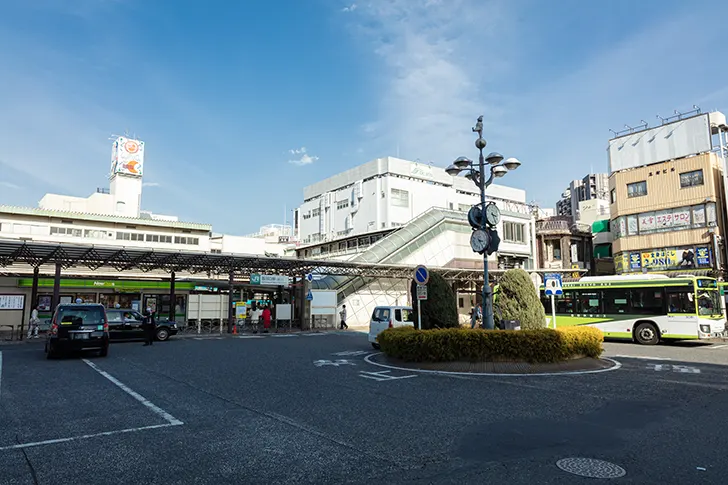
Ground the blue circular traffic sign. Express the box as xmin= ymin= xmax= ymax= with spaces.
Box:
xmin=414 ymin=265 xmax=429 ymax=285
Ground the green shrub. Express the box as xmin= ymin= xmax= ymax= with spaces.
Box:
xmin=409 ymin=271 xmax=458 ymax=329
xmin=494 ymin=269 xmax=546 ymax=330
xmin=378 ymin=325 xmax=603 ymax=363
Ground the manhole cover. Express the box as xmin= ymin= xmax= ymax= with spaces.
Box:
xmin=556 ymin=458 xmax=626 ymax=479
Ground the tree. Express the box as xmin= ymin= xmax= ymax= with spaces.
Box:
xmin=410 ymin=271 xmax=459 ymax=329
xmin=493 ymin=268 xmax=546 ymax=330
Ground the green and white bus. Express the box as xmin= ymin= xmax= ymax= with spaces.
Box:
xmin=539 ymin=274 xmax=726 ymax=345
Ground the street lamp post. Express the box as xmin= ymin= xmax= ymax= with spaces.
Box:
xmin=446 ymin=116 xmax=521 ymax=330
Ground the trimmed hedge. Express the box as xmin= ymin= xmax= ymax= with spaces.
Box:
xmin=495 ymin=268 xmax=546 ymax=330
xmin=409 ymin=271 xmax=459 ymax=329
xmin=377 ymin=326 xmax=603 ymax=364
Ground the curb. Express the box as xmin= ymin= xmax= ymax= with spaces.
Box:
xmin=363 ymin=353 xmax=622 ymax=377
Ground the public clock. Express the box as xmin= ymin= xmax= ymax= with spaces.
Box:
xmin=470 ymin=229 xmax=490 ymax=254
xmin=485 ymin=202 xmax=501 ymax=226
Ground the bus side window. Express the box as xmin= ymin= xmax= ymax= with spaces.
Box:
xmin=630 ymin=288 xmax=664 ymax=315
xmin=576 ymin=291 xmax=602 ymax=314
xmin=667 ymin=287 xmax=695 ymax=314
xmin=540 ymin=290 xmax=575 ymax=314
xmin=603 ymin=289 xmax=629 ymax=314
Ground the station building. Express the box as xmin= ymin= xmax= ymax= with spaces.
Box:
xmin=294 ymin=157 xmax=537 ymax=326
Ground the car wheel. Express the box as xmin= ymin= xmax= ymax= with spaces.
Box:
xmin=99 ymin=345 xmax=109 ymax=357
xmin=156 ymin=328 xmax=169 ymax=341
xmin=46 ymin=343 xmax=56 ymax=360
xmin=371 ymin=342 xmax=380 ymax=350
xmin=634 ymin=322 xmax=660 ymax=345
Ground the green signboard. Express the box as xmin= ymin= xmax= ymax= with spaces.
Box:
xmin=249 ymin=274 xmax=261 ymax=285
xmin=17 ymin=278 xmax=197 ymax=291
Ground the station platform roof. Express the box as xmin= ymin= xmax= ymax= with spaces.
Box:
xmin=0 ymin=238 xmax=587 ymax=283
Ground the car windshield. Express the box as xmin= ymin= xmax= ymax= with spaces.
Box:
xmin=697 ymin=291 xmax=722 ymax=316
xmin=57 ymin=307 xmax=105 ymax=325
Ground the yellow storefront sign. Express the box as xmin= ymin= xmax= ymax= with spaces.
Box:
xmin=641 ymin=249 xmax=677 ymax=269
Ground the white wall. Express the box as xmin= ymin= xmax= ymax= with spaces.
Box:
xmin=110 ymin=175 xmax=142 ymax=218
xmin=297 ymin=156 xmax=530 ymax=245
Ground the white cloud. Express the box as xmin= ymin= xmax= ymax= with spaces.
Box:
xmin=0 ymin=181 xmax=22 ymax=190
xmin=288 ymin=146 xmax=319 ymax=166
xmin=142 ymin=182 xmax=161 ymax=187
xmin=346 ymin=1 xmax=728 ymax=207
xmin=346 ymin=0 xmax=517 ymax=167
xmin=342 ymin=3 xmax=357 ymax=12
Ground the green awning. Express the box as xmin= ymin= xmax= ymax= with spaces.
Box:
xmin=594 ymin=244 xmax=611 ymax=258
xmin=592 ymin=219 xmax=610 ymax=233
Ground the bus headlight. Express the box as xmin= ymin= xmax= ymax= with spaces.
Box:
xmin=700 ymin=324 xmax=711 ymax=333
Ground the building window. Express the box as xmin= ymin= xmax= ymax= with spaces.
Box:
xmin=680 ymin=169 xmax=704 ymax=188
xmin=627 ymin=181 xmax=647 ymax=198
xmin=610 ymin=188 xmax=616 ymax=203
xmin=458 ymin=204 xmax=470 ymax=212
xmin=391 ymin=188 xmax=409 ymax=208
xmin=336 ymin=200 xmax=349 ymax=210
xmin=503 ymin=221 xmax=526 ymax=244
xmin=312 ymin=208 xmax=321 ymax=217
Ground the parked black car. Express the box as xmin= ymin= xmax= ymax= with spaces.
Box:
xmin=45 ymin=303 xmax=109 ymax=359
xmin=105 ymin=309 xmax=178 ymax=341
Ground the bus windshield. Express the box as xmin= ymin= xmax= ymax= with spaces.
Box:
xmin=697 ymin=290 xmax=722 ymax=316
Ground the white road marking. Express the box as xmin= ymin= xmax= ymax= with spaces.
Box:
xmin=301 ymin=333 xmax=327 ymax=336
xmin=359 ymin=370 xmax=417 ymax=381
xmin=271 ymin=334 xmax=297 ymax=338
xmin=0 ymin=423 xmax=180 ymax=451
xmin=236 ymin=335 xmax=263 ymax=339
xmin=647 ymin=363 xmax=700 ymax=373
xmin=706 ymin=345 xmax=728 ymax=350
xmin=612 ymin=354 xmax=672 ymax=361
xmin=313 ymin=359 xmax=355 ymax=367
xmin=333 ymin=350 xmax=370 ymax=356
xmin=83 ymin=359 xmax=183 ymax=425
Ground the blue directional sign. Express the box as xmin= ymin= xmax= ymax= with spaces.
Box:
xmin=305 ymin=273 xmax=314 ymax=282
xmin=306 ymin=290 xmax=314 ymax=301
xmin=544 ymin=273 xmax=563 ymax=296
xmin=414 ymin=265 xmax=430 ymax=285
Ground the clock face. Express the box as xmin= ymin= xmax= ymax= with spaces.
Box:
xmin=470 ymin=229 xmax=489 ymax=253
xmin=485 ymin=203 xmax=501 ymax=226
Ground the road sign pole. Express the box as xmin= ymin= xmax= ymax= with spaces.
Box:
xmin=550 ymin=294 xmax=556 ymax=329
xmin=417 ymin=298 xmax=422 ymax=330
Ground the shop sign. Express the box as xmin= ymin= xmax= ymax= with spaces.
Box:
xmin=696 ymin=247 xmax=711 ymax=267
xmin=629 ymin=253 xmax=641 ymax=270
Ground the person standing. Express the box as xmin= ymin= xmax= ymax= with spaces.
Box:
xmin=339 ymin=304 xmax=348 ymax=330
xmin=251 ymin=304 xmax=261 ymax=333
xmin=262 ymin=305 xmax=271 ymax=333
xmin=27 ymin=307 xmax=40 ymax=339
xmin=143 ymin=306 xmax=155 ymax=346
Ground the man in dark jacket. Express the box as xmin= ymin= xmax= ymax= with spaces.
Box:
xmin=143 ymin=306 xmax=155 ymax=346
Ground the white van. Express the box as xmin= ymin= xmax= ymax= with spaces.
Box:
xmin=368 ymin=305 xmax=414 ymax=349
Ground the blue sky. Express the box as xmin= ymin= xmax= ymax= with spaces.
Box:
xmin=2 ymin=0 xmax=728 ymax=234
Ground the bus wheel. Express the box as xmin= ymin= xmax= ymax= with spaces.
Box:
xmin=634 ymin=322 xmax=660 ymax=345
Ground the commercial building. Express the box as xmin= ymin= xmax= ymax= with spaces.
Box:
xmin=556 ymin=173 xmax=609 ymax=217
xmin=608 ymin=109 xmax=728 ymax=275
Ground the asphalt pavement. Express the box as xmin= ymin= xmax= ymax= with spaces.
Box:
xmin=1 ymin=332 xmax=727 ymax=484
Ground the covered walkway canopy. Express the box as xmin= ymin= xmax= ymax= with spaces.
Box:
xmin=0 ymin=238 xmax=587 ymax=333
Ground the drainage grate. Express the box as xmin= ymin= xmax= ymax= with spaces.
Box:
xmin=556 ymin=458 xmax=626 ymax=479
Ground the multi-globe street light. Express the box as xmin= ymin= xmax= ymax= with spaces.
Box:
xmin=445 ymin=116 xmax=521 ymax=330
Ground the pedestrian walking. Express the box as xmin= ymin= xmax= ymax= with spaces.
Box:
xmin=470 ymin=304 xmax=482 ymax=329
xmin=27 ymin=307 xmax=40 ymax=339
xmin=262 ymin=305 xmax=271 ymax=333
xmin=143 ymin=306 xmax=155 ymax=346
xmin=339 ymin=304 xmax=348 ymax=330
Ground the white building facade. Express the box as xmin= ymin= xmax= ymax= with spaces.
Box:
xmin=296 ymin=157 xmax=534 ymax=269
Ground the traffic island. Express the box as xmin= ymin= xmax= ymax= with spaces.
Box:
xmin=374 ymin=326 xmax=616 ymax=375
